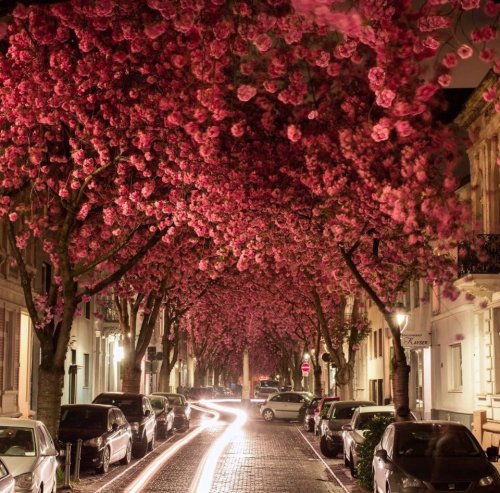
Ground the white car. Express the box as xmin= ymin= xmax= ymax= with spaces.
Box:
xmin=0 ymin=418 xmax=58 ymax=493
xmin=260 ymin=392 xmax=312 ymax=422
xmin=341 ymin=405 xmax=396 ymax=477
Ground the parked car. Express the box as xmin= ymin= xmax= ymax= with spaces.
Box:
xmin=255 ymin=387 xmax=279 ymax=400
xmin=148 ymin=396 xmax=174 ymax=439
xmin=319 ymin=400 xmax=375 ymax=458
xmin=303 ymin=397 xmax=322 ymax=432
xmin=0 ymin=417 xmax=58 ymax=493
xmin=93 ymin=392 xmax=156 ymax=458
xmin=0 ymin=458 xmax=15 ymax=493
xmin=260 ymin=392 xmax=313 ymax=422
xmin=59 ymin=404 xmax=132 ymax=474
xmin=311 ymin=396 xmax=340 ymax=433
xmin=373 ymin=421 xmax=500 ymax=493
xmin=342 ymin=405 xmax=398 ymax=476
xmin=152 ymin=393 xmax=191 ymax=431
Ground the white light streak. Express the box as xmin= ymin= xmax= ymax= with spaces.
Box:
xmin=190 ymin=401 xmax=247 ymax=493
xmin=124 ymin=404 xmax=219 ymax=493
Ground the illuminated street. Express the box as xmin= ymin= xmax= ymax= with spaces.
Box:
xmin=72 ymin=402 xmax=347 ymax=493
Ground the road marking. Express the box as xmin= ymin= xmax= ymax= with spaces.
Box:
xmin=93 ymin=404 xmax=219 ymax=493
xmin=297 ymin=428 xmax=350 ymax=493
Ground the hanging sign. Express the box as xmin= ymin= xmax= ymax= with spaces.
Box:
xmin=401 ymin=332 xmax=430 ymax=348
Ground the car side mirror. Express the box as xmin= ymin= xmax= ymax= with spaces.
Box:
xmin=341 ymin=424 xmax=353 ymax=431
xmin=44 ymin=447 xmax=58 ymax=457
xmin=486 ymin=446 xmax=499 ymax=462
xmin=112 ymin=422 xmax=119 ymax=432
xmin=375 ymin=449 xmax=388 ymax=461
xmin=144 ymin=409 xmax=151 ymax=417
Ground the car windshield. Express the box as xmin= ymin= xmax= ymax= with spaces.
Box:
xmin=0 ymin=427 xmax=36 ymax=457
xmin=396 ymin=426 xmax=483 ymax=457
xmin=60 ymin=408 xmax=107 ymax=429
xmin=357 ymin=412 xmax=394 ymax=430
xmin=167 ymin=396 xmax=183 ymax=406
xmin=334 ymin=406 xmax=359 ymax=420
xmin=150 ymin=398 xmax=164 ymax=411
xmin=94 ymin=396 xmax=142 ymax=415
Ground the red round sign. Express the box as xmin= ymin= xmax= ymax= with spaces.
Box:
xmin=301 ymin=362 xmax=310 ymax=372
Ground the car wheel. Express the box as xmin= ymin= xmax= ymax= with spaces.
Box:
xmin=133 ymin=434 xmax=148 ymax=458
xmin=148 ymin=432 xmax=155 ymax=451
xmin=349 ymin=451 xmax=356 ymax=478
xmin=319 ymin=435 xmax=338 ymax=458
xmin=120 ymin=440 xmax=132 ymax=465
xmin=97 ymin=446 xmax=110 ymax=474
xmin=262 ymin=409 xmax=275 ymax=422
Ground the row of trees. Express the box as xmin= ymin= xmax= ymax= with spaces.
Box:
xmin=0 ymin=0 xmax=498 ymax=435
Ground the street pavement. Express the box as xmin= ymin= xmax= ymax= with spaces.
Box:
xmin=67 ymin=404 xmax=364 ymax=493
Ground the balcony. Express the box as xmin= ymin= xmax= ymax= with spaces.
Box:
xmin=455 ymin=234 xmax=500 ymax=300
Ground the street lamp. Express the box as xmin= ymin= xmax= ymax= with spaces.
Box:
xmin=393 ymin=303 xmax=409 ymax=333
xmin=303 ymin=352 xmax=310 ymax=361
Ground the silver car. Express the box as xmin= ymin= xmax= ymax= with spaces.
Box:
xmin=342 ymin=405 xmax=396 ymax=477
xmin=0 ymin=458 xmax=14 ymax=493
xmin=0 ymin=418 xmax=58 ymax=493
xmin=260 ymin=392 xmax=312 ymax=422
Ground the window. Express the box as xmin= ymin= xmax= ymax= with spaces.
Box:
xmin=449 ymin=343 xmax=463 ymax=391
xmin=3 ymin=310 xmax=16 ymax=390
xmin=85 ymin=301 xmax=91 ymax=320
xmin=378 ymin=328 xmax=383 ymax=357
xmin=83 ymin=353 xmax=90 ymax=388
xmin=373 ymin=331 xmax=378 ymax=359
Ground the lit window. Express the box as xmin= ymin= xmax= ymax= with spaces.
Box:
xmin=449 ymin=343 xmax=463 ymax=392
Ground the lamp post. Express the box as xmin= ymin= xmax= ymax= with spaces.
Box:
xmin=394 ymin=302 xmax=409 ymax=334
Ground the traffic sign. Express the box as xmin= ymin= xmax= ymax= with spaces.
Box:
xmin=301 ymin=362 xmax=310 ymax=372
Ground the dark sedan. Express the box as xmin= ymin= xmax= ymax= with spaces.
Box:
xmin=373 ymin=421 xmax=500 ymax=493
xmin=152 ymin=393 xmax=191 ymax=431
xmin=148 ymin=395 xmax=174 ymax=439
xmin=93 ymin=393 xmax=156 ymax=458
xmin=58 ymin=404 xmax=132 ymax=474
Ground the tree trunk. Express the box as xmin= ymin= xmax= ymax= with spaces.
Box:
xmin=292 ymin=368 xmax=303 ymax=391
xmin=213 ymin=367 xmax=221 ymax=388
xmin=391 ymin=338 xmax=411 ymax=421
xmin=313 ymin=365 xmax=322 ymax=397
xmin=158 ymin=354 xmax=172 ymax=392
xmin=335 ymin=363 xmax=354 ymax=400
xmin=37 ymin=366 xmax=65 ymax=438
xmin=121 ymin=359 xmax=142 ymax=393
xmin=194 ymin=366 xmax=206 ymax=387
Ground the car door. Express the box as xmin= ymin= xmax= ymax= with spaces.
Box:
xmin=144 ymin=398 xmax=155 ymax=441
xmin=343 ymin=408 xmax=359 ymax=458
xmin=36 ymin=425 xmax=56 ymax=493
xmin=287 ymin=393 xmax=307 ymax=419
xmin=268 ymin=394 xmax=287 ymax=418
xmin=114 ymin=409 xmax=130 ymax=455
xmin=373 ymin=426 xmax=393 ymax=492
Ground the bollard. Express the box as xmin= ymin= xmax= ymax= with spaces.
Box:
xmin=62 ymin=442 xmax=72 ymax=491
xmin=73 ymin=439 xmax=82 ymax=482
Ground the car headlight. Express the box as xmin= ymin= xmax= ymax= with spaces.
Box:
xmin=130 ymin=422 xmax=140 ymax=432
xmin=479 ymin=475 xmax=495 ymax=487
xmin=83 ymin=437 xmax=103 ymax=448
xmin=401 ymin=476 xmax=423 ymax=488
xmin=15 ymin=472 xmax=33 ymax=489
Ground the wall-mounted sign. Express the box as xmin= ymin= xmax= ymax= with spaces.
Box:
xmin=401 ymin=333 xmax=431 ymax=348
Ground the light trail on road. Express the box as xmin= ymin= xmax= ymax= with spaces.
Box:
xmin=190 ymin=401 xmax=247 ymax=493
xmin=123 ymin=404 xmax=220 ymax=493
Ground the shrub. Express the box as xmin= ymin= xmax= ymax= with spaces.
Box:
xmin=356 ymin=415 xmax=394 ymax=490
